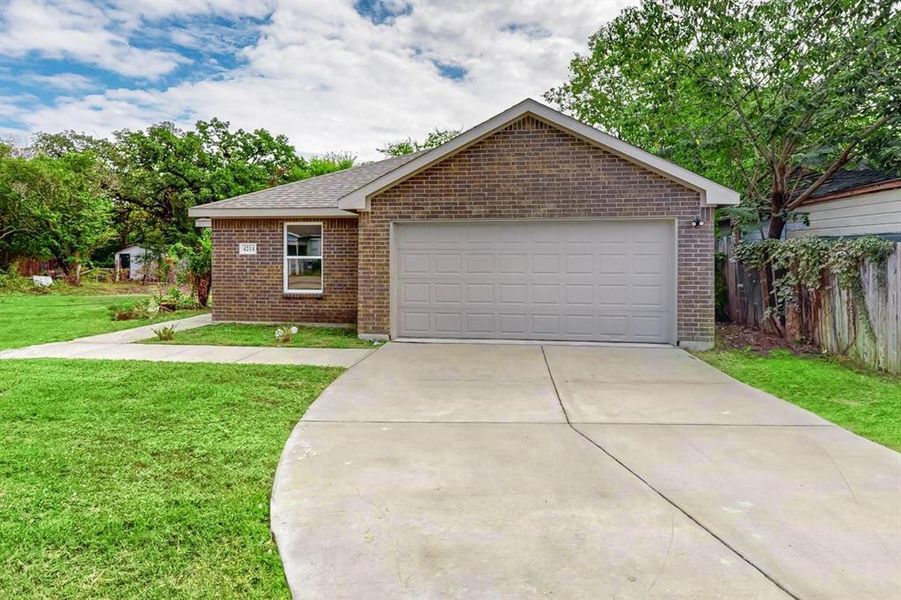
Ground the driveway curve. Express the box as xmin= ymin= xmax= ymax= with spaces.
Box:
xmin=271 ymin=342 xmax=901 ymax=599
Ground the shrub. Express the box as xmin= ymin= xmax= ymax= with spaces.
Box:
xmin=167 ymin=230 xmax=212 ymax=307
xmin=152 ymin=324 xmax=176 ymax=341
xmin=157 ymin=287 xmax=198 ymax=311
xmin=110 ymin=297 xmax=160 ymax=321
xmin=0 ymin=266 xmax=51 ymax=294
xmin=274 ymin=325 xmax=299 ymax=344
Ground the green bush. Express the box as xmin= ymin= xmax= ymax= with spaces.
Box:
xmin=0 ymin=266 xmax=51 ymax=294
xmin=152 ymin=324 xmax=177 ymax=341
xmin=110 ymin=297 xmax=161 ymax=321
xmin=158 ymin=287 xmax=199 ymax=310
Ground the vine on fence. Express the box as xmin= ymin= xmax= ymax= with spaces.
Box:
xmin=732 ymin=236 xmax=895 ymax=341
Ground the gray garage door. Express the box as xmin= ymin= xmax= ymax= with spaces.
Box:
xmin=394 ymin=220 xmax=676 ymax=343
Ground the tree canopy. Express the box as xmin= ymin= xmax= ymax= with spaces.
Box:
xmin=547 ymin=0 xmax=899 ymax=238
xmin=1 ymin=120 xmax=355 ymax=273
xmin=378 ymin=128 xmax=461 ymax=157
xmin=0 ymin=145 xmax=114 ymax=282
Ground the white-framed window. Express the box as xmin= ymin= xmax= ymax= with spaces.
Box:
xmin=284 ymin=222 xmax=323 ymax=294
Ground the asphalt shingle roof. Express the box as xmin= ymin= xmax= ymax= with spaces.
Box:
xmin=793 ymin=167 xmax=900 ymax=201
xmin=198 ymin=151 xmax=426 ymax=210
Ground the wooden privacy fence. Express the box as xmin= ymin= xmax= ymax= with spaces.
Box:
xmin=719 ymin=238 xmax=901 ymax=374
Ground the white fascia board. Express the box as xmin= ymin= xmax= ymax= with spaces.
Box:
xmin=338 ymin=98 xmax=740 ymax=210
xmin=188 ymin=207 xmax=358 ymax=218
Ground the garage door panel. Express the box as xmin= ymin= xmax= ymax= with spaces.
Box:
xmin=395 ymin=221 xmax=675 ymax=343
xmin=565 ymin=254 xmax=594 ymax=274
xmin=632 ymin=315 xmax=666 ymax=338
xmin=499 ymin=254 xmax=527 ymax=273
xmin=597 ymin=315 xmax=629 ymax=336
xmin=499 ymin=314 xmax=528 ymax=334
xmin=532 ymin=284 xmax=560 ymax=304
xmin=564 ymin=285 xmax=594 ymax=305
xmin=466 ymin=255 xmax=494 ymax=273
xmin=533 ymin=254 xmax=560 ymax=273
xmin=495 ymin=284 xmax=523 ymax=304
xmin=531 ymin=314 xmax=560 ymax=335
xmin=402 ymin=254 xmax=430 ymax=274
xmin=632 ymin=284 xmax=665 ymax=307
xmin=466 ymin=284 xmax=494 ymax=303
xmin=596 ymin=284 xmax=628 ymax=306
xmin=465 ymin=226 xmax=498 ymax=243
xmin=402 ymin=312 xmax=430 ymax=333
xmin=634 ymin=253 xmax=665 ymax=274
xmin=432 ymin=313 xmax=463 ymax=334
xmin=434 ymin=254 xmax=462 ymax=273
xmin=599 ymin=254 xmax=628 ymax=274
xmin=433 ymin=283 xmax=462 ymax=303
xmin=402 ymin=283 xmax=430 ymax=304
xmin=564 ymin=314 xmax=595 ymax=336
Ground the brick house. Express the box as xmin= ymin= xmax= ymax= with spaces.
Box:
xmin=189 ymin=99 xmax=739 ymax=349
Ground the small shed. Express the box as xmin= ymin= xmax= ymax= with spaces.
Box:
xmin=114 ymin=245 xmax=148 ymax=281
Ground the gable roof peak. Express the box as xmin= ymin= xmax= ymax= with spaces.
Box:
xmin=338 ymin=98 xmax=739 ymax=210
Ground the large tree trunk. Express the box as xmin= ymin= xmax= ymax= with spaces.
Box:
xmin=768 ymin=176 xmax=788 ymax=239
xmin=767 ymin=214 xmax=786 ymax=239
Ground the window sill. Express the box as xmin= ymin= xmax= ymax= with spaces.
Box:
xmin=283 ymin=291 xmax=324 ymax=299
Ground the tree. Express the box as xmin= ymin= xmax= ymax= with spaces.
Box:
xmin=378 ymin=128 xmax=461 ymax=157
xmin=170 ymin=228 xmax=212 ymax=307
xmin=0 ymin=148 xmax=114 ymax=282
xmin=547 ymin=0 xmax=899 ymax=239
xmin=114 ymin=120 xmax=355 ymax=250
xmin=30 ymin=121 xmax=356 ymax=258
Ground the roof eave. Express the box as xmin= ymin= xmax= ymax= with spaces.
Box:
xmin=338 ymin=98 xmax=740 ymax=210
xmin=799 ymin=178 xmax=901 ymax=205
xmin=188 ymin=207 xmax=358 ymax=218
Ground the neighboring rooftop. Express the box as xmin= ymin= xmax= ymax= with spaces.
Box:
xmin=190 ymin=151 xmax=426 ymax=215
xmin=793 ymin=167 xmax=901 ymax=203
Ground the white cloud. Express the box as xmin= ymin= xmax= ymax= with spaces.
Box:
xmin=0 ymin=0 xmax=187 ymax=78
xmin=23 ymin=73 xmax=98 ymax=92
xmin=5 ymin=0 xmax=634 ymax=159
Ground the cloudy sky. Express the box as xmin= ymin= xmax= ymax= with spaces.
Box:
xmin=0 ymin=0 xmax=632 ymax=160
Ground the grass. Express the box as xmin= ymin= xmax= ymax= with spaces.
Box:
xmin=41 ymin=280 xmax=157 ymax=296
xmin=0 ymin=359 xmax=343 ymax=598
xmin=142 ymin=322 xmax=375 ymax=349
xmin=698 ymin=349 xmax=901 ymax=451
xmin=0 ymin=294 xmax=205 ymax=350
xmin=0 ymin=276 xmax=158 ymax=296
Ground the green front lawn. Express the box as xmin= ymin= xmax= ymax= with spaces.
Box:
xmin=142 ymin=322 xmax=375 ymax=349
xmin=0 ymin=294 xmax=204 ymax=349
xmin=699 ymin=349 xmax=901 ymax=451
xmin=0 ymin=359 xmax=342 ymax=598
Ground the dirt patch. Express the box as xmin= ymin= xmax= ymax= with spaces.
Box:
xmin=716 ymin=322 xmax=821 ymax=356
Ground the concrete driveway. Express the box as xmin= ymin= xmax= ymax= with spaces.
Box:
xmin=272 ymin=343 xmax=901 ymax=599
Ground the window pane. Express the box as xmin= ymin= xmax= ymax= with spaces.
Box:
xmin=286 ymin=258 xmax=322 ymax=291
xmin=286 ymin=224 xmax=322 ymax=257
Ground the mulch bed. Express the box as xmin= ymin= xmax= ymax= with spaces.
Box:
xmin=715 ymin=322 xmax=821 ymax=356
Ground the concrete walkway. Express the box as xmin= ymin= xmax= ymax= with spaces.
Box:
xmin=272 ymin=342 xmax=901 ymax=599
xmin=0 ymin=314 xmax=373 ymax=367
xmin=71 ymin=312 xmax=214 ymax=343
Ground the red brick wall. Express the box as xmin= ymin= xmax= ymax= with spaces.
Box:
xmin=211 ymin=217 xmax=358 ymax=324
xmin=358 ymin=115 xmax=714 ymax=345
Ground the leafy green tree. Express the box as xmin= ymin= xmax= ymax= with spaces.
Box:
xmin=168 ymin=228 xmax=213 ymax=306
xmin=0 ymin=148 xmax=114 ymax=282
xmin=115 ymin=120 xmax=354 ymax=250
xmin=378 ymin=128 xmax=461 ymax=157
xmin=31 ymin=121 xmax=355 ymax=257
xmin=547 ymin=0 xmax=899 ymax=239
